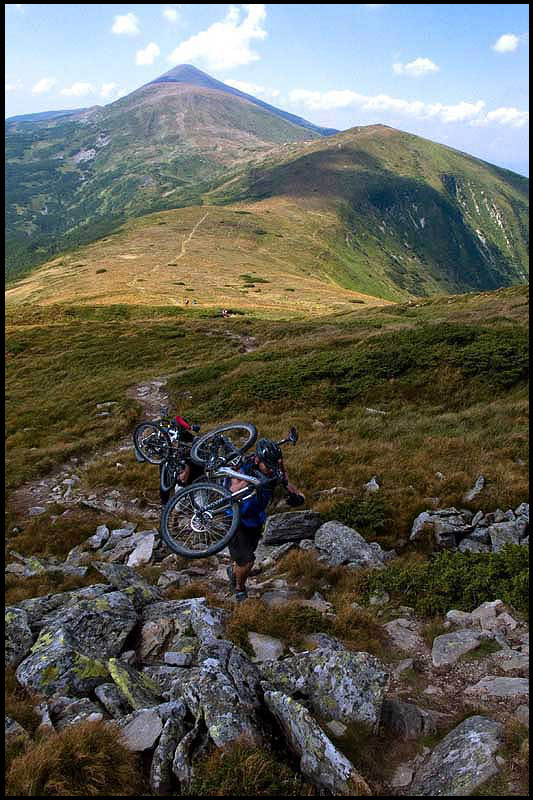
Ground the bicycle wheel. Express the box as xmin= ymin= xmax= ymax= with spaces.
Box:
xmin=133 ymin=422 xmax=171 ymax=465
xmin=161 ymin=482 xmax=240 ymax=558
xmin=160 ymin=462 xmax=178 ymax=493
xmin=190 ymin=422 xmax=257 ymax=466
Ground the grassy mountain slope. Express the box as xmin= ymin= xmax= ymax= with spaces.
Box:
xmin=5 ymin=76 xmax=323 ymax=281
xmin=7 ymin=125 xmax=528 ymax=308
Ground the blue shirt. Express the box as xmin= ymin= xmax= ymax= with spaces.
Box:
xmin=226 ymin=459 xmax=274 ymax=528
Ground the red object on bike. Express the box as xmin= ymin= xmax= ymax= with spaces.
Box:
xmin=175 ymin=415 xmax=191 ymax=430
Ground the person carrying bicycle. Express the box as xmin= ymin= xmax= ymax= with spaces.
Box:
xmin=226 ymin=438 xmax=305 ymax=602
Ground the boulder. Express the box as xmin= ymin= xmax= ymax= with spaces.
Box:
xmin=488 ymin=521 xmax=523 ymax=552
xmin=264 ymin=691 xmax=371 ymax=796
xmin=458 ymin=538 xmax=491 ymax=553
xmin=88 ymin=524 xmax=110 ymax=549
xmin=247 ymin=632 xmax=285 ymax=663
xmin=384 ymin=618 xmax=426 ymax=654
xmin=381 ymin=699 xmax=443 ymax=741
xmin=95 ymin=683 xmax=131 ymax=719
xmin=5 ymin=606 xmax=34 ymax=667
xmin=115 ymin=708 xmax=164 ymax=751
xmin=314 ymin=521 xmax=385 ymax=568
xmin=150 ymin=716 xmax=187 ymax=795
xmin=445 ymin=609 xmax=474 ymax=627
xmin=410 ymin=716 xmax=503 ymax=796
xmin=260 ymin=647 xmax=388 ymax=728
xmin=432 ymin=629 xmax=483 ymax=667
xmin=91 ymin=562 xmax=164 ymax=609
xmin=262 ymin=511 xmax=322 ymax=545
xmin=108 ymin=658 xmax=163 ymax=711
xmin=17 ymin=585 xmax=110 ymax=630
xmin=142 ymin=598 xmax=228 ymax=644
xmin=52 ymin=697 xmax=103 ymax=729
xmin=127 ymin=532 xmax=156 ymax=568
xmin=16 ymin=627 xmax=109 ymax=696
xmin=465 ymin=676 xmax=529 ymax=702
xmin=463 ymin=475 xmax=486 ymax=503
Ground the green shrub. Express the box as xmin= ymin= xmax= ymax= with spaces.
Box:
xmin=362 ymin=545 xmax=529 ymax=617
xmin=327 ymin=494 xmax=394 ymax=543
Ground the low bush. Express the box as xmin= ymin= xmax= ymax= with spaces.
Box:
xmin=326 ymin=494 xmax=395 ymax=544
xmin=362 ymin=545 xmax=529 ymax=617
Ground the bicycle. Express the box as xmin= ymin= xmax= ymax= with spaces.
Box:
xmin=160 ymin=426 xmax=299 ymax=559
xmin=133 ymin=408 xmax=200 ymax=465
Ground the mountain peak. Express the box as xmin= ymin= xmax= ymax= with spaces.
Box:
xmin=148 ymin=64 xmax=222 ymax=89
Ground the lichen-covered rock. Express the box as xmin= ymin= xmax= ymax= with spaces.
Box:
xmin=488 ymin=521 xmax=523 ymax=552
xmin=410 ymin=716 xmax=503 ymax=796
xmin=314 ymin=521 xmax=385 ymax=568
xmin=458 ymin=538 xmax=491 ymax=553
xmin=5 ymin=606 xmax=34 ymax=667
xmin=260 ymin=647 xmax=388 ymax=728
xmin=142 ymin=598 xmax=228 ymax=643
xmin=432 ymin=630 xmax=483 ymax=667
xmin=127 ymin=532 xmax=156 ymax=568
xmin=108 ymin=657 xmax=163 ymax=711
xmin=262 ymin=511 xmax=322 ymax=545
xmin=92 ymin=562 xmax=164 ymax=609
xmin=16 ymin=627 xmax=109 ymax=696
xmin=17 ymin=585 xmax=110 ymax=630
xmin=41 ymin=591 xmax=138 ymax=659
xmin=52 ymin=697 xmax=103 ymax=729
xmin=140 ymin=618 xmax=174 ymax=661
xmin=264 ymin=690 xmax=371 ymax=796
xmin=150 ymin=716 xmax=187 ymax=795
xmin=248 ymin=632 xmax=284 ymax=662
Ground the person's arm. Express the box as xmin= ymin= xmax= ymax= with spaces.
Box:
xmin=279 ymin=460 xmax=305 ymax=502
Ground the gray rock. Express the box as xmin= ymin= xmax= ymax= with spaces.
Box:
xmin=459 ymin=538 xmax=491 ymax=553
xmin=262 ymin=511 xmax=322 ymax=545
xmin=16 ymin=627 xmax=109 ymax=696
xmin=140 ymin=618 xmax=174 ymax=662
xmin=381 ymin=699 xmax=443 ymax=741
xmin=91 ymin=562 xmax=163 ymax=609
xmin=384 ymin=618 xmax=426 ymax=654
xmin=108 ymin=657 xmax=163 ymax=711
xmin=488 ymin=521 xmax=522 ymax=552
xmin=127 ymin=532 xmax=156 ymax=568
xmin=471 ymin=600 xmax=504 ymax=632
xmin=446 ymin=609 xmax=474 ymax=627
xmin=303 ymin=632 xmax=346 ymax=651
xmin=463 ymin=475 xmax=486 ymax=503
xmin=327 ymin=720 xmax=348 ymax=738
xmin=264 ymin=691 xmax=371 ymax=796
xmin=143 ymin=666 xmax=187 ymax=697
xmin=515 ymin=503 xmax=529 ymax=520
xmin=115 ymin=708 xmax=164 ymax=751
xmin=465 ymin=676 xmax=529 ymax=701
xmin=142 ymin=598 xmax=228 ymax=644
xmin=432 ymin=629 xmax=483 ymax=667
xmin=17 ymin=585 xmax=110 ymax=630
xmin=29 ymin=506 xmax=47 ymax=516
xmin=364 ymin=476 xmax=380 ymax=493
xmin=260 ymin=647 xmax=388 ymax=728
xmin=492 ymin=651 xmax=529 ymax=675
xmin=53 ymin=698 xmax=104 ymax=730
xmin=390 ymin=765 xmax=414 ymax=788
xmin=248 ymin=632 xmax=285 ymax=662
xmin=5 ymin=606 xmax=34 ymax=667
xmin=410 ymin=716 xmax=503 ymax=796
xmin=314 ymin=521 xmax=385 ymax=568
xmin=88 ymin=525 xmax=110 ymax=549
xmin=164 ymin=652 xmax=194 ymax=667
xmin=471 ymin=510 xmax=485 ymax=527
xmin=299 ymin=538 xmax=317 ymax=551
xmin=95 ymin=683 xmax=131 ymax=718
xmin=410 ymin=508 xmax=472 ymax=548
xmin=150 ymin=716 xmax=186 ymax=795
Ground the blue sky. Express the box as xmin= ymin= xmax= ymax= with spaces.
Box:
xmin=5 ymin=3 xmax=530 ymax=174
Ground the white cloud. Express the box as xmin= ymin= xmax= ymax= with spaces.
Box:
xmin=111 ymin=12 xmax=140 ymax=36
xmin=136 ymin=42 xmax=161 ymax=65
xmin=393 ymin=57 xmax=440 ymax=77
xmin=163 ymin=6 xmax=181 ymax=23
xmin=288 ymin=87 xmax=528 ymax=128
xmin=5 ymin=79 xmax=22 ymax=92
xmin=225 ymin=78 xmax=280 ymax=100
xmin=60 ymin=82 xmax=94 ymax=97
xmin=492 ymin=33 xmax=520 ymax=53
xmin=483 ymin=107 xmax=529 ymax=128
xmin=167 ymin=4 xmax=267 ymax=71
xmin=32 ymin=77 xmax=56 ymax=94
xmin=101 ymin=82 xmax=118 ymax=99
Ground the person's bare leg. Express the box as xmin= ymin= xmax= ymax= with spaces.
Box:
xmin=234 ymin=561 xmax=253 ymax=592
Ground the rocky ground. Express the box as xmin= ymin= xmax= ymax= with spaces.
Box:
xmin=4 ymin=378 xmax=530 ymax=796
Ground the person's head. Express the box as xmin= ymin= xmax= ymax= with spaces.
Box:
xmin=254 ymin=438 xmax=282 ymax=475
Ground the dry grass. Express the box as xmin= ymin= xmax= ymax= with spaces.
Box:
xmin=226 ymin=599 xmax=333 ymax=653
xmin=276 ymin=549 xmax=342 ymax=597
xmin=5 ymin=721 xmax=144 ymax=797
xmin=188 ymin=743 xmax=315 ymax=796
xmin=5 ymin=667 xmax=42 ymax=737
xmin=5 ymin=571 xmax=98 ymax=606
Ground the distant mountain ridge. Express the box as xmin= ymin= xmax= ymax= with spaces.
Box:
xmin=4 ymin=64 xmax=529 ymax=301
xmin=146 ymin=64 xmax=339 ymax=137
xmin=5 ymin=109 xmax=91 ymax=123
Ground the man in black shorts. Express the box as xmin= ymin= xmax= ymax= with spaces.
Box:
xmin=226 ymin=438 xmax=304 ymax=602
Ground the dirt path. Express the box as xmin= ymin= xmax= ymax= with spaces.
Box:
xmin=9 ymin=377 xmax=172 ymax=522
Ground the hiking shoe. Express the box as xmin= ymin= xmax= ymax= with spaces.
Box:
xmin=226 ymin=565 xmax=236 ymax=592
xmin=235 ymin=589 xmax=248 ymax=603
